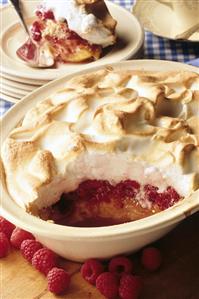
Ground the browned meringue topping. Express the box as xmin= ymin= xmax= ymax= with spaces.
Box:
xmin=1 ymin=69 xmax=199 ymax=211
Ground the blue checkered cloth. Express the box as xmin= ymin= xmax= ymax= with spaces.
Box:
xmin=1 ymin=0 xmax=199 ymax=116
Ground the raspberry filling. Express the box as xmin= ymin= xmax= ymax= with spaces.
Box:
xmin=39 ymin=179 xmax=182 ymax=227
xmin=30 ymin=21 xmax=42 ymax=42
xmin=35 ymin=9 xmax=55 ymax=21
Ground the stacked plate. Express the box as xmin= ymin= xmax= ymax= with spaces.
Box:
xmin=0 ymin=1 xmax=144 ymax=103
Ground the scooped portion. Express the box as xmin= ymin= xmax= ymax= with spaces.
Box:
xmin=1 ymin=69 xmax=199 ymax=226
xmin=39 ymin=178 xmax=182 ymax=227
xmin=17 ymin=0 xmax=117 ymax=66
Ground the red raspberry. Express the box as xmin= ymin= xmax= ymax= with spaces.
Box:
xmin=10 ymin=228 xmax=35 ymax=249
xmin=157 ymin=186 xmax=181 ymax=210
xmin=43 ymin=10 xmax=55 ymax=20
xmin=144 ymin=184 xmax=159 ymax=203
xmin=32 ymin=248 xmax=57 ymax=275
xmin=47 ymin=267 xmax=70 ymax=294
xmin=0 ymin=232 xmax=10 ymax=258
xmin=166 ymin=186 xmax=180 ymax=201
xmin=81 ymin=259 xmax=104 ymax=285
xmin=96 ymin=272 xmax=119 ymax=299
xmin=108 ymin=256 xmax=133 ymax=276
xmin=114 ymin=180 xmax=140 ymax=199
xmin=0 ymin=216 xmax=15 ymax=238
xmin=141 ymin=247 xmax=162 ymax=271
xmin=20 ymin=239 xmax=43 ymax=262
xmin=119 ymin=274 xmax=142 ymax=299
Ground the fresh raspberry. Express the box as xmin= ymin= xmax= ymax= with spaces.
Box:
xmin=32 ymin=248 xmax=57 ymax=275
xmin=47 ymin=267 xmax=70 ymax=294
xmin=141 ymin=247 xmax=162 ymax=271
xmin=20 ymin=239 xmax=43 ymax=262
xmin=81 ymin=259 xmax=104 ymax=285
xmin=10 ymin=228 xmax=35 ymax=249
xmin=96 ymin=272 xmax=119 ymax=299
xmin=0 ymin=232 xmax=10 ymax=258
xmin=108 ymin=256 xmax=133 ymax=276
xmin=119 ymin=274 xmax=142 ymax=299
xmin=0 ymin=216 xmax=15 ymax=238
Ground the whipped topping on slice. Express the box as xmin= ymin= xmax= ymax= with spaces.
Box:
xmin=42 ymin=0 xmax=116 ymax=47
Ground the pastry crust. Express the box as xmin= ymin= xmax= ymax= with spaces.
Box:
xmin=1 ymin=69 xmax=199 ymax=211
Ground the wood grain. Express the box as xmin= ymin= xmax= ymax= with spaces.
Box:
xmin=1 ymin=212 xmax=199 ymax=299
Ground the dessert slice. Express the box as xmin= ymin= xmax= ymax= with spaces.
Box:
xmin=17 ymin=0 xmax=117 ymax=66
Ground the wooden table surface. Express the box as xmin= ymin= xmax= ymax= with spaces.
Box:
xmin=1 ymin=212 xmax=199 ymax=299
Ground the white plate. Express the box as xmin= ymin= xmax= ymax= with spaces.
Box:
xmin=1 ymin=72 xmax=47 ymax=86
xmin=0 ymin=92 xmax=19 ymax=103
xmin=132 ymin=0 xmax=199 ymax=42
xmin=1 ymin=59 xmax=198 ymax=261
xmin=1 ymin=83 xmax=28 ymax=97
xmin=0 ymin=1 xmax=144 ymax=81
xmin=1 ymin=76 xmax=34 ymax=92
xmin=0 ymin=86 xmax=23 ymax=98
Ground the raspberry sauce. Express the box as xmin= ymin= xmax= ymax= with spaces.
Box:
xmin=16 ymin=39 xmax=37 ymax=61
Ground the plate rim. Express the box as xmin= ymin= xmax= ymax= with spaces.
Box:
xmin=1 ymin=76 xmax=36 ymax=91
xmin=1 ymin=82 xmax=28 ymax=96
xmin=1 ymin=72 xmax=48 ymax=85
xmin=0 ymin=92 xmax=19 ymax=103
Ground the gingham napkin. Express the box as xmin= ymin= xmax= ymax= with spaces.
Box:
xmin=187 ymin=58 xmax=199 ymax=67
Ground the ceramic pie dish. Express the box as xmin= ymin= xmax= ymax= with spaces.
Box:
xmin=1 ymin=60 xmax=199 ymax=262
